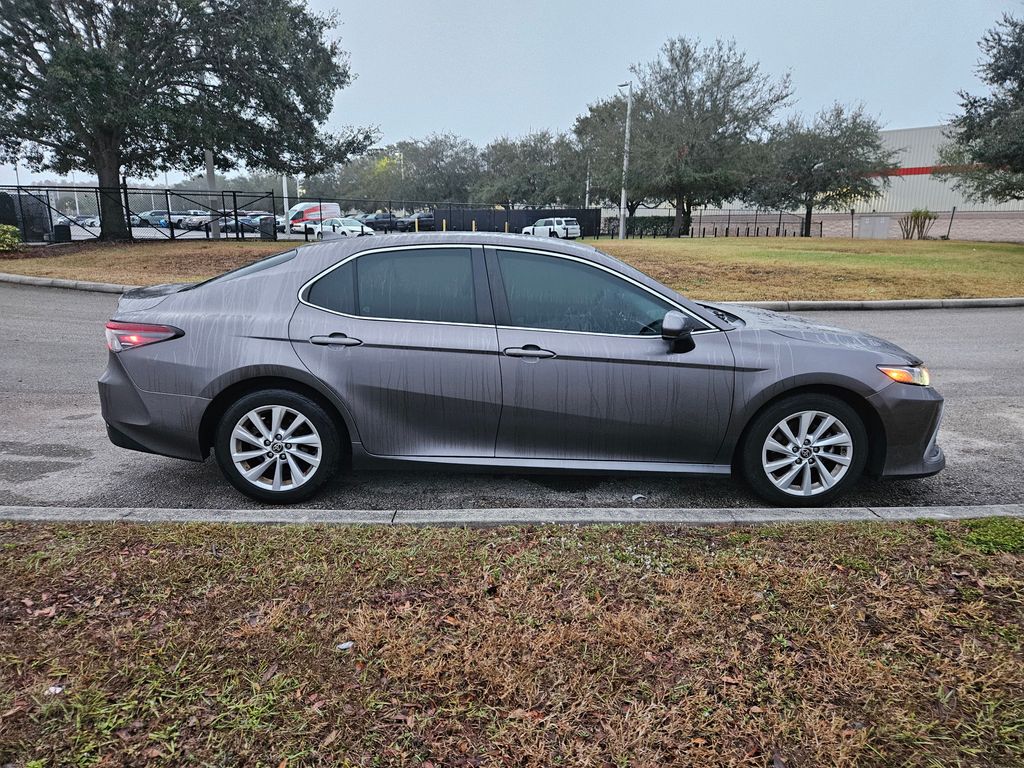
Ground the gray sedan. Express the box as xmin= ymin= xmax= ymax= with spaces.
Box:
xmin=99 ymin=233 xmax=944 ymax=505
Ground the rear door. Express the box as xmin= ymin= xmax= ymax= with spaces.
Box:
xmin=289 ymin=244 xmax=502 ymax=457
xmin=487 ymin=246 xmax=735 ymax=464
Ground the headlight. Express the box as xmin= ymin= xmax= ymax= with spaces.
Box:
xmin=878 ymin=365 xmax=931 ymax=386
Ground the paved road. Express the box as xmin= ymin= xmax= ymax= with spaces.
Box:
xmin=1 ymin=282 xmax=1021 ymax=509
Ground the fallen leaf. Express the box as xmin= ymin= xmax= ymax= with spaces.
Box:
xmin=749 ymin=706 xmax=764 ymax=714
xmin=721 ymin=676 xmax=741 ymax=685
xmin=321 ymin=729 xmax=339 ymax=747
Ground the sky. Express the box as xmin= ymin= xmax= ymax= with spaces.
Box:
xmin=1 ymin=0 xmax=1015 ymax=186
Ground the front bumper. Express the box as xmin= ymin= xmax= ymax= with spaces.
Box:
xmin=867 ymin=383 xmax=946 ymax=478
xmin=98 ymin=351 xmax=210 ymax=462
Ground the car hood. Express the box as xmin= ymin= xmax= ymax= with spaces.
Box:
xmin=703 ymin=302 xmax=921 ymax=364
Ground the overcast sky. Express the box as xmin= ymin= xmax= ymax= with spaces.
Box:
xmin=2 ymin=0 xmax=1015 ymax=185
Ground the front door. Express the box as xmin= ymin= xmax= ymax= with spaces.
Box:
xmin=488 ymin=247 xmax=735 ymax=464
xmin=289 ymin=245 xmax=501 ymax=457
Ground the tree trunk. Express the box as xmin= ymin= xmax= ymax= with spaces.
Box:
xmin=94 ymin=147 xmax=130 ymax=241
xmin=803 ymin=204 xmax=813 ymax=237
xmin=627 ymin=200 xmax=642 ymax=218
xmin=671 ymin=198 xmax=692 ymax=237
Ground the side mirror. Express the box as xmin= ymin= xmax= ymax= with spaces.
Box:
xmin=661 ymin=310 xmax=695 ymax=352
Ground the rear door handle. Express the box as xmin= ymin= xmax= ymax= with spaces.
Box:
xmin=309 ymin=333 xmax=362 ymax=347
xmin=503 ymin=345 xmax=555 ymax=359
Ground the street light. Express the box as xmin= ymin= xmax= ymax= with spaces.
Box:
xmin=618 ymin=81 xmax=633 ymax=240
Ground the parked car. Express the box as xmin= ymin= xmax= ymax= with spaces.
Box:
xmin=170 ymin=210 xmax=209 ymax=228
xmin=396 ymin=211 xmax=435 ymax=232
xmin=222 ymin=211 xmax=275 ymax=233
xmin=136 ymin=210 xmax=171 ymax=227
xmin=309 ymin=217 xmax=375 ymax=239
xmin=181 ymin=212 xmax=223 ymax=230
xmin=522 ymin=217 xmax=581 ymax=239
xmin=100 ymin=234 xmax=945 ymax=505
xmin=361 ymin=212 xmax=400 ymax=231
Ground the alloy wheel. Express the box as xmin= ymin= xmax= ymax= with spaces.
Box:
xmin=761 ymin=410 xmax=853 ymax=497
xmin=229 ymin=405 xmax=322 ymax=492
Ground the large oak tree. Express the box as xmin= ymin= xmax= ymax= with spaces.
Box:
xmin=634 ymin=37 xmax=792 ymax=235
xmin=0 ymin=0 xmax=374 ymax=239
xmin=746 ymin=104 xmax=898 ymax=235
xmin=939 ymin=13 xmax=1024 ymax=202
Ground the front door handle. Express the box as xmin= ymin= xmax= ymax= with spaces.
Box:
xmin=503 ymin=344 xmax=555 ymax=359
xmin=309 ymin=333 xmax=362 ymax=347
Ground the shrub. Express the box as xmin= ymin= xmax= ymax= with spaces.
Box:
xmin=897 ymin=209 xmax=937 ymax=240
xmin=0 ymin=223 xmax=20 ymax=251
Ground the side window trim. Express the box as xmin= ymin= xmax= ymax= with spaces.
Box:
xmin=483 ymin=245 xmax=716 ymax=337
xmin=299 ymin=244 xmax=493 ymax=327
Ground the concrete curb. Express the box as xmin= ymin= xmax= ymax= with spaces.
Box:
xmin=723 ymin=297 xmax=1024 ymax=311
xmin=0 ymin=503 xmax=1020 ymax=527
xmin=2 ymin=270 xmax=1023 ymax=310
xmin=0 ymin=271 xmax=136 ymax=294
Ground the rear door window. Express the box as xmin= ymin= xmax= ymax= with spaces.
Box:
xmin=307 ymin=247 xmax=478 ymax=324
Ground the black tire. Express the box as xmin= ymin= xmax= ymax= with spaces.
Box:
xmin=549 ymin=230 xmax=559 ymax=238
xmin=214 ymin=389 xmax=341 ymax=504
xmin=739 ymin=393 xmax=868 ymax=507
xmin=316 ymin=232 xmax=323 ymax=240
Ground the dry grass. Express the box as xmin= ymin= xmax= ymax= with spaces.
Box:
xmin=0 ymin=240 xmax=286 ymax=286
xmin=593 ymin=237 xmax=1024 ymax=301
xmin=2 ymin=237 xmax=1024 ymax=300
xmin=2 ymin=519 xmax=1023 ymax=766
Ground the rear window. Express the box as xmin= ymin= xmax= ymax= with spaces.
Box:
xmin=565 ymin=218 xmax=579 ymax=225
xmin=187 ymin=249 xmax=298 ymax=290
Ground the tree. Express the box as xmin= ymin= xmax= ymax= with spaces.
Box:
xmin=938 ymin=14 xmax=1024 ymax=201
xmin=394 ymin=133 xmax=481 ymax=203
xmin=746 ymin=104 xmax=898 ymax=236
xmin=474 ymin=131 xmax=584 ymax=207
xmin=633 ymin=38 xmax=792 ymax=235
xmin=575 ymin=94 xmax=662 ymax=216
xmin=0 ymin=0 xmax=375 ymax=239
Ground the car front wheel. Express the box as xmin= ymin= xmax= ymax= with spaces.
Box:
xmin=214 ymin=389 xmax=340 ymax=504
xmin=740 ymin=394 xmax=867 ymax=506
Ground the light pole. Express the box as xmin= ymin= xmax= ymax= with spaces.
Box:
xmin=618 ymin=81 xmax=633 ymax=240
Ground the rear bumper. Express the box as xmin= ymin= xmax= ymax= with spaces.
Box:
xmin=868 ymin=384 xmax=946 ymax=478
xmin=98 ymin=351 xmax=209 ymax=462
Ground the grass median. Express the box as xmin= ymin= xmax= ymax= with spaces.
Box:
xmin=2 ymin=518 xmax=1023 ymax=765
xmin=3 ymin=237 xmax=1024 ymax=301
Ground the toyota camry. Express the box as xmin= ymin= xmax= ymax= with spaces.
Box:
xmin=99 ymin=233 xmax=945 ymax=505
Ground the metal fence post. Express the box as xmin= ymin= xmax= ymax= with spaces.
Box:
xmin=946 ymin=206 xmax=957 ymax=239
xmin=121 ymin=176 xmax=134 ymax=240
xmin=232 ymin=191 xmax=240 ymax=239
xmin=850 ymin=209 xmax=855 ymax=238
xmin=165 ymin=189 xmax=175 ymax=239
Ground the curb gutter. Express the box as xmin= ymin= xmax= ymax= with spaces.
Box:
xmin=0 ymin=503 xmax=1021 ymax=527
xmin=2 ymin=271 xmax=1023 ymax=310
xmin=0 ymin=271 xmax=135 ymax=294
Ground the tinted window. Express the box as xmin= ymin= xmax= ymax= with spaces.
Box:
xmin=308 ymin=248 xmax=477 ymax=324
xmin=190 ymin=249 xmax=298 ymax=290
xmin=497 ymin=250 xmax=675 ymax=335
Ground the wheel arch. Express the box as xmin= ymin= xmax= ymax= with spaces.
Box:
xmin=729 ymin=383 xmax=887 ymax=477
xmin=198 ymin=371 xmax=357 ymax=460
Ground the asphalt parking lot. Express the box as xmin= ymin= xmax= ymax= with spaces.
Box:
xmin=1 ymin=281 xmax=1021 ymax=510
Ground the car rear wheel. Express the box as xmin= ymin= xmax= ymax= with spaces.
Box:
xmin=214 ymin=389 xmax=340 ymax=504
xmin=549 ymin=230 xmax=559 ymax=238
xmin=740 ymin=394 xmax=867 ymax=507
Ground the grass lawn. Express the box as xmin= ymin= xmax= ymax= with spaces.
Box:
xmin=2 ymin=518 xmax=1023 ymax=766
xmin=2 ymin=237 xmax=1024 ymax=301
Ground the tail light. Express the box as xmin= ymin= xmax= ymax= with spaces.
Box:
xmin=105 ymin=321 xmax=182 ymax=352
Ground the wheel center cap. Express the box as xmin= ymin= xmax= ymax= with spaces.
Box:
xmin=272 ymin=442 xmax=284 ymax=453
xmin=799 ymin=447 xmax=812 ymax=459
